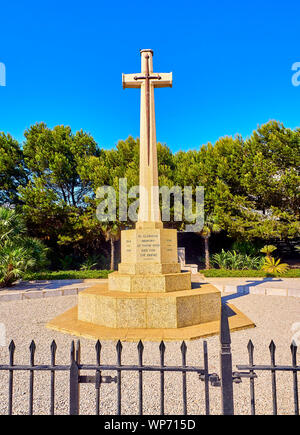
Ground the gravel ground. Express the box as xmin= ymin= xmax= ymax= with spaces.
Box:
xmin=0 ymin=293 xmax=299 ymax=415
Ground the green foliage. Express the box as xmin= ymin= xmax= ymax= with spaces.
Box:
xmin=231 ymin=240 xmax=262 ymax=256
xmin=22 ymin=123 xmax=99 ymax=207
xmin=258 ymin=244 xmax=290 ymax=275
xmin=0 ymin=120 xmax=299 ymax=271
xmin=19 ymin=124 xmax=104 ymax=260
xmin=0 ymin=207 xmax=49 ymax=287
xmin=211 ymin=249 xmax=264 ymax=270
xmin=262 ymin=257 xmax=289 ymax=275
xmin=260 ymin=245 xmax=277 ymax=256
xmin=241 ymin=121 xmax=300 ymax=218
xmin=80 ymin=254 xmax=101 ymax=271
xmin=23 ymin=269 xmax=111 ymax=280
xmin=0 ymin=133 xmax=27 ymax=205
xmin=202 ymin=268 xmax=300 ymax=278
xmin=172 ymin=122 xmax=300 ymax=240
xmin=59 ymin=255 xmax=74 ymax=271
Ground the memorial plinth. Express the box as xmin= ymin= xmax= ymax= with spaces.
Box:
xmin=77 ymin=222 xmax=221 ymax=331
xmin=47 ymin=49 xmax=254 ymax=341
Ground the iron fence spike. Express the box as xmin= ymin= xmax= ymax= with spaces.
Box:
xmin=116 ymin=340 xmax=123 ymax=367
xmin=95 ymin=340 xmax=102 ymax=353
xmin=50 ymin=340 xmax=57 ymax=353
xmin=9 ymin=340 xmax=15 ymax=353
xmin=70 ymin=341 xmax=75 ymax=362
xmin=9 ymin=340 xmax=15 ymax=366
xmin=247 ymin=340 xmax=254 ymax=356
xmin=291 ymin=340 xmax=298 ymax=352
xmin=29 ymin=340 xmax=36 ymax=366
xmin=116 ymin=340 xmax=123 ymax=352
xmin=269 ymin=340 xmax=276 ymax=353
xmin=76 ymin=340 xmax=81 ymax=364
xmin=29 ymin=340 xmax=36 ymax=353
xmin=291 ymin=340 xmax=297 ymax=355
xmin=247 ymin=339 xmax=254 ymax=351
xmin=137 ymin=340 xmax=144 ymax=352
xmin=159 ymin=341 xmax=166 ymax=353
xmin=95 ymin=340 xmax=101 ymax=365
xmin=180 ymin=341 xmax=187 ymax=354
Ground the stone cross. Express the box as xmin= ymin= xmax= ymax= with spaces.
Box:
xmin=122 ymin=49 xmax=172 ymax=226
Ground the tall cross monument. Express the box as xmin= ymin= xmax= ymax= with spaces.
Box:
xmin=122 ymin=49 xmax=172 ymax=226
xmin=48 ymin=49 xmax=233 ymax=342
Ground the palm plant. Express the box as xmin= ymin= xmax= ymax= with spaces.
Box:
xmin=262 ymin=257 xmax=289 ymax=275
xmin=0 ymin=207 xmax=49 ymax=287
xmin=0 ymin=207 xmax=26 ymax=243
xmin=260 ymin=244 xmax=289 ymax=275
xmin=201 ymin=215 xmax=221 ymax=269
xmin=101 ymin=222 xmax=122 ymax=271
xmin=260 ymin=245 xmax=277 ymax=259
xmin=0 ymin=245 xmax=35 ymax=287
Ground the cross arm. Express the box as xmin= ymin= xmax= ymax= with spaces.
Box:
xmin=122 ymin=73 xmax=141 ymax=89
xmin=153 ymin=72 xmax=172 ymax=88
xmin=122 ymin=72 xmax=173 ymax=89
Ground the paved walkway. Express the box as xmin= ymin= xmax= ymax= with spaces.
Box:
xmin=0 ymin=275 xmax=299 ymax=302
xmin=0 ymin=279 xmax=106 ymax=301
xmin=201 ymin=276 xmax=300 ymax=297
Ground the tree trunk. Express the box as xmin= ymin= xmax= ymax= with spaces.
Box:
xmin=110 ymin=238 xmax=115 ymax=271
xmin=204 ymin=236 xmax=210 ymax=269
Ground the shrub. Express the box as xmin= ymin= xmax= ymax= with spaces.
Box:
xmin=23 ymin=269 xmax=111 ymax=280
xmin=211 ymin=249 xmax=263 ymax=270
xmin=231 ymin=240 xmax=262 ymax=256
xmin=262 ymin=257 xmax=289 ymax=275
xmin=260 ymin=244 xmax=289 ymax=275
xmin=80 ymin=254 xmax=101 ymax=271
xmin=0 ymin=207 xmax=49 ymax=287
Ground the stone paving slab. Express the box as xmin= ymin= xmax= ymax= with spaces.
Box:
xmin=204 ymin=277 xmax=300 ymax=297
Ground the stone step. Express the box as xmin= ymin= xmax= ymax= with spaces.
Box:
xmin=108 ymin=271 xmax=192 ymax=293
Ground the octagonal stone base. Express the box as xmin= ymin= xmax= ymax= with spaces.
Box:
xmin=47 ymin=302 xmax=255 ymax=342
xmin=77 ymin=283 xmax=221 ymax=329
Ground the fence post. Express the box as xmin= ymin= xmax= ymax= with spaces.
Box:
xmin=220 ymin=304 xmax=234 ymax=415
xmin=69 ymin=341 xmax=80 ymax=415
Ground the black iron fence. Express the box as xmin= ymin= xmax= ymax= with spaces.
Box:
xmin=219 ymin=304 xmax=300 ymax=415
xmin=1 ymin=338 xmax=217 ymax=415
xmin=0 ymin=305 xmax=299 ymax=415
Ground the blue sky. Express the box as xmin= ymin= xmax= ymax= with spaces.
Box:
xmin=0 ymin=0 xmax=300 ymax=152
